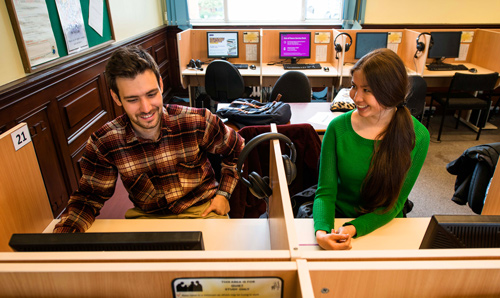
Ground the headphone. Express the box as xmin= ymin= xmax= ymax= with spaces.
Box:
xmin=334 ymin=32 xmax=352 ymax=59
xmin=415 ymin=32 xmax=433 ymax=58
xmin=237 ymin=132 xmax=297 ymax=199
xmin=187 ymin=59 xmax=203 ymax=70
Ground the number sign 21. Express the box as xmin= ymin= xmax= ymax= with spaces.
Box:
xmin=10 ymin=124 xmax=32 ymax=151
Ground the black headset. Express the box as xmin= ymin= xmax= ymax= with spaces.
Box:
xmin=415 ymin=32 xmax=433 ymax=58
xmin=187 ymin=59 xmax=203 ymax=70
xmin=334 ymin=32 xmax=353 ymax=59
xmin=237 ymin=132 xmax=297 ymax=199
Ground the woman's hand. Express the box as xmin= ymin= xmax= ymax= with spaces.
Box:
xmin=316 ymin=229 xmax=352 ymax=250
xmin=337 ymin=225 xmax=357 ymax=238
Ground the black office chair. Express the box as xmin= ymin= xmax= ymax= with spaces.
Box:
xmin=205 ymin=60 xmax=245 ymax=108
xmin=426 ymin=72 xmax=499 ymax=141
xmin=270 ymin=71 xmax=311 ymax=102
xmin=406 ymin=75 xmax=428 ymax=122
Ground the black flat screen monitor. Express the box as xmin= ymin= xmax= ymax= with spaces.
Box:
xmin=427 ymin=31 xmax=462 ymax=59
xmin=279 ymin=32 xmax=311 ymax=64
xmin=419 ymin=215 xmax=500 ymax=249
xmin=9 ymin=231 xmax=205 ymax=251
xmin=207 ymin=31 xmax=239 ymax=59
xmin=355 ymin=32 xmax=388 ymax=59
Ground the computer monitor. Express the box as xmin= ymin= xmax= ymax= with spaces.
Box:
xmin=419 ymin=215 xmax=500 ymax=249
xmin=279 ymin=32 xmax=311 ymax=64
xmin=207 ymin=31 xmax=239 ymax=59
xmin=9 ymin=231 xmax=205 ymax=251
xmin=354 ymin=32 xmax=388 ymax=59
xmin=427 ymin=31 xmax=462 ymax=61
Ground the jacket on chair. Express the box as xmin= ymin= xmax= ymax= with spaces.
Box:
xmin=446 ymin=142 xmax=500 ymax=214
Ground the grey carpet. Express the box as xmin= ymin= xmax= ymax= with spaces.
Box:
xmin=408 ymin=111 xmax=500 ymax=217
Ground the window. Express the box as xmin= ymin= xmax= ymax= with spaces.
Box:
xmin=187 ymin=0 xmax=343 ymax=25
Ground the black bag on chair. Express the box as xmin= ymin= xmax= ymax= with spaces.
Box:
xmin=216 ymin=99 xmax=291 ymax=128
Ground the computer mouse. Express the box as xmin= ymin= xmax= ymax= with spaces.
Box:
xmin=323 ymin=67 xmax=329 ymax=72
xmin=469 ymin=68 xmax=478 ymax=73
xmin=250 ymin=64 xmax=256 ymax=70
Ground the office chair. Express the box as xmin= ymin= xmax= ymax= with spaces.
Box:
xmin=270 ymin=71 xmax=312 ymax=102
xmin=406 ymin=75 xmax=428 ymax=121
xmin=426 ymin=72 xmax=499 ymax=141
xmin=204 ymin=60 xmax=245 ymax=109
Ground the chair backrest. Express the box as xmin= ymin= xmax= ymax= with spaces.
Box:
xmin=406 ymin=75 xmax=427 ymax=120
xmin=449 ymin=72 xmax=499 ymax=93
xmin=205 ymin=60 xmax=245 ymax=103
xmin=270 ymin=71 xmax=311 ymax=102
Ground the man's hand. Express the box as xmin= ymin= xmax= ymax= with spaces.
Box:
xmin=316 ymin=229 xmax=352 ymax=250
xmin=201 ymin=195 xmax=230 ymax=217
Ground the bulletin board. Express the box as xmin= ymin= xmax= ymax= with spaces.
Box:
xmin=6 ymin=0 xmax=115 ymax=73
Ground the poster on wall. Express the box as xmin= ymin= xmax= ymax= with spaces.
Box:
xmin=55 ymin=0 xmax=89 ymax=54
xmin=10 ymin=0 xmax=59 ymax=67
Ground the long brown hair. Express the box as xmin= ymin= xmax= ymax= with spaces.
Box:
xmin=350 ymin=48 xmax=416 ymax=213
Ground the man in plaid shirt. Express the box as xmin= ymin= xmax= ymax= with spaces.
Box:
xmin=54 ymin=46 xmax=244 ymax=233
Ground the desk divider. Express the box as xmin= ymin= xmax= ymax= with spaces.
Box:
xmin=0 ymin=123 xmax=53 ymax=252
xmin=268 ymin=124 xmax=300 ymax=259
xmin=307 ymin=260 xmax=500 ymax=297
xmin=469 ymin=29 xmax=500 ymax=76
xmin=400 ymin=29 xmax=428 ymax=76
xmin=177 ymin=28 xmax=193 ymax=89
xmin=0 ymin=261 xmax=310 ymax=298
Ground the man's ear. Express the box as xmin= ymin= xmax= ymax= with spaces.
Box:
xmin=159 ymin=76 xmax=163 ymax=93
xmin=110 ymin=89 xmax=122 ymax=106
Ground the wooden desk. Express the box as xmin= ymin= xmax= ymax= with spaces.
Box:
xmin=289 ymin=102 xmax=341 ymax=133
xmin=295 ymin=218 xmax=430 ymax=251
xmin=422 ymin=62 xmax=497 ymax=87
xmin=43 ymin=218 xmax=271 ymax=251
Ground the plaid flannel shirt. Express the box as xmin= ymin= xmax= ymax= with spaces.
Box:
xmin=54 ymin=105 xmax=244 ymax=233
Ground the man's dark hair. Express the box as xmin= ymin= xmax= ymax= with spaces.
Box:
xmin=105 ymin=45 xmax=160 ymax=100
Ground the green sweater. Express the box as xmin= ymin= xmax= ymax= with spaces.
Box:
xmin=313 ymin=110 xmax=430 ymax=237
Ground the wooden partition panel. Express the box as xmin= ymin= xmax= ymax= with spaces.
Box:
xmin=401 ymin=29 xmax=428 ymax=75
xmin=469 ymin=29 xmax=500 ymax=74
xmin=268 ymin=124 xmax=300 ymax=259
xmin=0 ymin=123 xmax=53 ymax=252
xmin=308 ymin=260 xmax=500 ymax=297
xmin=0 ymin=261 xmax=308 ymax=298
xmin=177 ymin=29 xmax=193 ymax=89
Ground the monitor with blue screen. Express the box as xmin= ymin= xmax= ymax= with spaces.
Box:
xmin=279 ymin=32 xmax=311 ymax=64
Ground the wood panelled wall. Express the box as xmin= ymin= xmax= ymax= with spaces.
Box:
xmin=0 ymin=26 xmax=179 ymax=217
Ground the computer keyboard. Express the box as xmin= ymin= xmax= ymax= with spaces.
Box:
xmin=233 ymin=64 xmax=248 ymax=69
xmin=426 ymin=64 xmax=468 ymax=71
xmin=283 ymin=63 xmax=321 ymax=70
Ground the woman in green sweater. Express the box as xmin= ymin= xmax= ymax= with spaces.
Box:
xmin=313 ymin=48 xmax=430 ymax=250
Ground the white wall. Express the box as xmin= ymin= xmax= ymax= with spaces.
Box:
xmin=0 ymin=0 xmax=164 ymax=87
xmin=365 ymin=0 xmax=500 ymax=24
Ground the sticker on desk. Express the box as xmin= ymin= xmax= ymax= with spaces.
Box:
xmin=172 ymin=277 xmax=283 ymax=297
xmin=10 ymin=124 xmax=32 ymax=151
